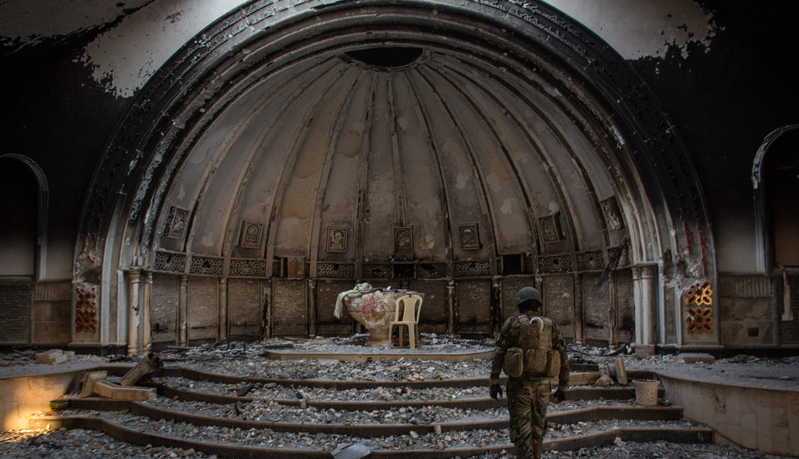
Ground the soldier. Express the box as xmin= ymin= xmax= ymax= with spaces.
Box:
xmin=489 ymin=287 xmax=570 ymax=459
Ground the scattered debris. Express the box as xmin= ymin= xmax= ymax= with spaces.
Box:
xmin=331 ymin=443 xmax=371 ymax=459
xmin=35 ymin=349 xmax=74 ymax=364
xmin=676 ymin=353 xmax=715 ymax=364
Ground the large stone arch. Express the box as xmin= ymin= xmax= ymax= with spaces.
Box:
xmin=74 ymin=0 xmax=715 ymax=352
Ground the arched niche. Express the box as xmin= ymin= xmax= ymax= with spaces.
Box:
xmin=752 ymin=125 xmax=799 ymax=271
xmin=0 ymin=154 xmax=48 ymax=281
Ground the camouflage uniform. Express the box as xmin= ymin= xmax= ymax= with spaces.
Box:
xmin=490 ymin=310 xmax=569 ymax=459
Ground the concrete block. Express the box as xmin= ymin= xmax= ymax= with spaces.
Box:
xmin=35 ymin=350 xmax=68 ymax=364
xmin=570 ymin=371 xmax=600 ymax=386
xmin=80 ymin=371 xmax=108 ymax=398
xmin=614 ymin=357 xmax=628 ymax=385
xmin=677 ymin=353 xmax=715 ymax=364
xmin=635 ymin=344 xmax=656 ymax=358
xmin=94 ymin=380 xmax=155 ymax=401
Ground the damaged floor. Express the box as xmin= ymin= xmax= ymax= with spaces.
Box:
xmin=1 ymin=335 xmax=797 ymax=458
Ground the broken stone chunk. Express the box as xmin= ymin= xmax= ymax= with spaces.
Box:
xmin=595 ymin=374 xmax=613 ymax=387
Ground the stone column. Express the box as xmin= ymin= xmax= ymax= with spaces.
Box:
xmin=127 ymin=269 xmax=141 ymax=355
xmin=608 ymin=271 xmax=618 ymax=349
xmin=446 ymin=279 xmax=456 ymax=335
xmin=573 ymin=273 xmax=584 ymax=345
xmin=264 ymin=282 xmax=273 ymax=339
xmin=218 ymin=277 xmax=228 ymax=341
xmin=142 ymin=272 xmax=153 ymax=353
xmin=640 ymin=265 xmax=656 ymax=345
xmin=308 ymin=279 xmax=317 ymax=337
xmin=633 ymin=267 xmax=643 ymax=345
xmin=178 ymin=275 xmax=188 ymax=346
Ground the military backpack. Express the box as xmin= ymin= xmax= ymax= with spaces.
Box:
xmin=503 ymin=314 xmax=560 ymax=378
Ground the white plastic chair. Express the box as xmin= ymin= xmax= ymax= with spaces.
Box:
xmin=389 ymin=294 xmax=423 ymax=349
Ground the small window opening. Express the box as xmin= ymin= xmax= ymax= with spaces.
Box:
xmin=502 ymin=254 xmax=525 ymax=275
xmin=393 ymin=263 xmax=415 ymax=279
xmin=345 ymin=47 xmax=424 ymax=68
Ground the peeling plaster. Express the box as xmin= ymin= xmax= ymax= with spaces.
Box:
xmin=77 ymin=0 xmax=247 ymax=98
xmin=1 ymin=0 xmax=719 ymax=96
xmin=0 ymin=0 xmax=151 ymax=49
xmin=549 ymin=0 xmax=719 ymax=60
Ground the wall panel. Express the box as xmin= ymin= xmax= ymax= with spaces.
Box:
xmin=272 ymin=279 xmax=306 ymax=336
xmin=151 ymin=274 xmax=178 ymax=344
xmin=228 ymin=279 xmax=263 ymax=339
xmin=187 ymin=277 xmax=217 ymax=342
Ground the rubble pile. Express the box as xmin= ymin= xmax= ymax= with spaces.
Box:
xmin=1 ymin=337 xmax=796 ymax=458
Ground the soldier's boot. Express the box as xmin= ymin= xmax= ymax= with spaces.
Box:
xmin=515 ymin=445 xmax=532 ymax=459
xmin=531 ymin=440 xmax=542 ymax=459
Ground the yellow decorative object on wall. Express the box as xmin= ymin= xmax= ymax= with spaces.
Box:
xmin=685 ymin=282 xmax=714 ymax=333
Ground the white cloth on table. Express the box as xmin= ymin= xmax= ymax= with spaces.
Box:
xmin=334 ymin=283 xmax=372 ymax=319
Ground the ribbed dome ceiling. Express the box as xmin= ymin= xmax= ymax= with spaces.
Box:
xmin=152 ymin=42 xmax=627 ymax=275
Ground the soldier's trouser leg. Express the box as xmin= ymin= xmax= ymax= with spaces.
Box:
xmin=507 ymin=379 xmax=550 ymax=459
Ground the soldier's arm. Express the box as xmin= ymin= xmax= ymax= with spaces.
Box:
xmin=490 ymin=319 xmax=514 ymax=385
xmin=552 ymin=323 xmax=569 ymax=390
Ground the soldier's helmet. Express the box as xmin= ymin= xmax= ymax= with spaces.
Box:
xmin=516 ymin=287 xmax=542 ymax=308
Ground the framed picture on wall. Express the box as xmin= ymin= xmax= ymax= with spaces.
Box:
xmin=326 ymin=226 xmax=348 ymax=253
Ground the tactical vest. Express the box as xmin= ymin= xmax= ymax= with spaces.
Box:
xmin=503 ymin=314 xmax=561 ymax=378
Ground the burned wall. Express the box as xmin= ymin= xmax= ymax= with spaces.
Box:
xmin=187 ymin=277 xmax=217 ymax=342
xmin=151 ymin=274 xmax=178 ymax=344
xmin=228 ymin=279 xmax=264 ymax=340
xmin=0 ymin=284 xmax=32 ymax=344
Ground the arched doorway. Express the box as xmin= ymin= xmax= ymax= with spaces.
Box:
xmin=0 ymin=153 xmax=49 ymax=345
xmin=75 ymin=0 xmax=714 ymax=353
xmin=752 ymin=125 xmax=799 ymax=344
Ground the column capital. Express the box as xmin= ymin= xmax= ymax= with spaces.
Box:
xmin=129 ymin=268 xmax=142 ymax=282
xmin=641 ymin=265 xmax=656 ymax=279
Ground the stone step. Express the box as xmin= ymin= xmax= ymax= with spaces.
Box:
xmin=63 ymin=397 xmax=684 ymax=437
xmin=100 ymin=365 xmax=656 ymax=390
xmin=145 ymin=378 xmax=666 ymax=411
xmin=30 ymin=412 xmax=712 ymax=458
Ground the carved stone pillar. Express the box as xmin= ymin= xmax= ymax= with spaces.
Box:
xmin=308 ymin=279 xmax=317 ymax=337
xmin=633 ymin=267 xmax=643 ymax=345
xmin=446 ymin=279 xmax=456 ymax=335
xmin=264 ymin=282 xmax=272 ymax=339
xmin=143 ymin=272 xmax=153 ymax=353
xmin=608 ymin=271 xmax=618 ymax=349
xmin=218 ymin=278 xmax=228 ymax=341
xmin=178 ymin=275 xmax=188 ymax=346
xmin=127 ymin=269 xmax=141 ymax=355
xmin=573 ymin=272 xmax=584 ymax=345
xmin=640 ymin=265 xmax=656 ymax=345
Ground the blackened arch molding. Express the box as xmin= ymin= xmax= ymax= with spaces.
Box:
xmin=76 ymin=0 xmax=713 ymax=285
